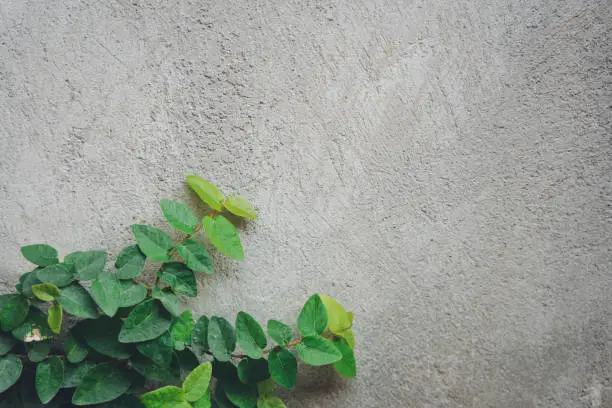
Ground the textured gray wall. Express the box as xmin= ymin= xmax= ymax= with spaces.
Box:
xmin=1 ymin=1 xmax=611 ymax=407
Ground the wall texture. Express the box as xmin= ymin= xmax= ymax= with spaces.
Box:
xmin=1 ymin=1 xmax=610 ymax=407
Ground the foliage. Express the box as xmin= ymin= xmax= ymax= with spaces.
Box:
xmin=0 ymin=176 xmax=357 ymax=407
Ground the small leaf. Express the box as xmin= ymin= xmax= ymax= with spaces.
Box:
xmin=11 ymin=308 xmax=54 ymax=341
xmin=223 ymin=195 xmax=257 ymax=220
xmin=207 ymin=316 xmax=236 ymax=362
xmin=36 ymin=356 xmax=64 ymax=403
xmin=177 ymin=239 xmax=214 ymax=274
xmin=236 ymin=312 xmax=267 ymax=359
xmin=297 ymin=294 xmax=327 ymax=336
xmin=32 ymin=283 xmax=61 ymax=301
xmin=152 ymin=287 xmax=181 ymax=317
xmin=57 ymin=283 xmax=99 ymax=318
xmin=170 ymin=310 xmax=195 ymax=350
xmin=80 ymin=318 xmax=133 ymax=359
xmin=191 ymin=315 xmax=209 ymax=355
xmin=141 ymin=385 xmax=191 ymax=408
xmin=72 ymin=362 xmax=132 ymax=405
xmin=0 ymin=333 xmax=17 ymax=356
xmin=296 ymin=335 xmax=342 ymax=366
xmin=257 ymin=397 xmax=287 ymax=408
xmin=0 ymin=294 xmax=29 ymax=331
xmin=115 ymin=245 xmax=146 ymax=279
xmin=267 ymin=320 xmax=292 ymax=347
xmin=332 ymin=338 xmax=356 ymax=378
xmin=65 ymin=333 xmax=89 ymax=363
xmin=118 ymin=299 xmax=173 ymax=343
xmin=118 ymin=281 xmax=148 ymax=307
xmin=21 ymin=244 xmax=58 ymax=266
xmin=132 ymin=224 xmax=174 ymax=262
xmin=203 ymin=215 xmax=244 ymax=260
xmin=70 ymin=250 xmax=108 ymax=280
xmin=18 ymin=270 xmax=42 ymax=297
xmin=47 ymin=303 xmax=62 ymax=334
xmin=183 ymin=362 xmax=212 ymax=402
xmin=224 ymin=382 xmax=258 ymax=408
xmin=319 ymin=294 xmax=352 ymax=334
xmin=186 ymin=175 xmax=224 ymax=211
xmin=158 ymin=262 xmax=198 ymax=297
xmin=26 ymin=340 xmax=52 ymax=362
xmin=36 ymin=263 xmax=74 ymax=287
xmin=267 ymin=349 xmax=297 ymax=389
xmin=238 ymin=358 xmax=270 ymax=385
xmin=0 ymin=354 xmax=22 ymax=394
xmin=62 ymin=361 xmax=96 ymax=388
xmin=137 ymin=338 xmax=172 ymax=367
xmin=160 ymin=199 xmax=200 ymax=234
xmin=91 ymin=273 xmax=121 ymax=317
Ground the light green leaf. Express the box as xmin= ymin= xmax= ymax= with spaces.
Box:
xmin=297 ymin=294 xmax=327 ymax=336
xmin=21 ymin=244 xmax=58 ymax=266
xmin=266 ymin=320 xmax=292 ymax=348
xmin=161 ymin=199 xmax=200 ymax=234
xmin=141 ymin=385 xmax=191 ymax=408
xmin=257 ymin=378 xmax=275 ymax=398
xmin=224 ymin=382 xmax=258 ymax=408
xmin=257 ymin=397 xmax=287 ymax=408
xmin=319 ymin=294 xmax=352 ymax=334
xmin=36 ymin=356 xmax=64 ymax=403
xmin=62 ymin=361 xmax=96 ymax=388
xmin=91 ymin=273 xmax=121 ymax=317
xmin=236 ymin=312 xmax=267 ymax=359
xmin=72 ymin=362 xmax=132 ymax=405
xmin=70 ymin=250 xmax=108 ymax=280
xmin=223 ymin=195 xmax=257 ymax=220
xmin=183 ymin=362 xmax=212 ymax=402
xmin=177 ymin=239 xmax=214 ymax=274
xmin=193 ymin=389 xmax=211 ymax=408
xmin=207 ymin=316 xmax=236 ymax=362
xmin=47 ymin=303 xmax=62 ymax=334
xmin=190 ymin=315 xmax=209 ymax=355
xmin=170 ymin=310 xmax=195 ymax=350
xmin=115 ymin=245 xmax=146 ymax=279
xmin=186 ymin=175 xmax=224 ymax=211
xmin=137 ymin=338 xmax=173 ymax=367
xmin=11 ymin=308 xmax=54 ymax=341
xmin=80 ymin=318 xmax=133 ymax=359
xmin=57 ymin=283 xmax=99 ymax=318
xmin=158 ymin=262 xmax=198 ymax=297
xmin=32 ymin=283 xmax=61 ymax=301
xmin=332 ymin=339 xmax=356 ymax=378
xmin=36 ymin=263 xmax=74 ymax=287
xmin=338 ymin=328 xmax=355 ymax=349
xmin=238 ymin=358 xmax=270 ymax=385
xmin=0 ymin=294 xmax=29 ymax=331
xmin=118 ymin=299 xmax=172 ymax=343
xmin=0 ymin=333 xmax=17 ymax=356
xmin=152 ymin=287 xmax=181 ymax=317
xmin=26 ymin=340 xmax=52 ymax=362
xmin=0 ymin=354 xmax=22 ymax=394
xmin=267 ymin=349 xmax=297 ymax=389
xmin=296 ymin=335 xmax=342 ymax=366
xmin=203 ymin=215 xmax=244 ymax=260
xmin=132 ymin=224 xmax=174 ymax=262
xmin=119 ymin=281 xmax=148 ymax=307
xmin=65 ymin=333 xmax=89 ymax=363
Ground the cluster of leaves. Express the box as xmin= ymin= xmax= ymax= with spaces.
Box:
xmin=0 ymin=176 xmax=356 ymax=407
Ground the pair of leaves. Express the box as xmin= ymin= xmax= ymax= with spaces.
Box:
xmin=140 ymin=362 xmax=212 ymax=407
xmin=186 ymin=176 xmax=257 ymax=220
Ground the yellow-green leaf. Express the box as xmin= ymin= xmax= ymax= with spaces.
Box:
xmin=203 ymin=215 xmax=244 ymax=260
xmin=47 ymin=303 xmax=62 ymax=334
xmin=182 ymin=362 xmax=212 ymax=402
xmin=319 ymin=295 xmax=351 ymax=334
xmin=223 ymin=195 xmax=257 ymax=220
xmin=186 ymin=175 xmax=223 ymax=211
xmin=141 ymin=385 xmax=191 ymax=408
xmin=32 ymin=283 xmax=61 ymax=302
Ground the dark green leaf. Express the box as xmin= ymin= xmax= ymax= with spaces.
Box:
xmin=119 ymin=299 xmax=172 ymax=343
xmin=57 ymin=283 xmax=99 ymax=318
xmin=151 ymin=287 xmax=181 ymax=317
xmin=186 ymin=175 xmax=224 ymax=211
xmin=175 ymin=349 xmax=199 ymax=378
xmin=0 ymin=354 xmax=22 ymax=394
xmin=177 ymin=238 xmax=214 ymax=274
xmin=32 ymin=283 xmax=60 ymax=301
xmin=170 ymin=310 xmax=195 ymax=350
xmin=190 ymin=315 xmax=209 ymax=355
xmin=0 ymin=333 xmax=16 ymax=356
xmin=119 ymin=281 xmax=148 ymax=307
xmin=236 ymin=312 xmax=267 ymax=359
xmin=212 ymin=360 xmax=239 ymax=383
xmin=21 ymin=244 xmax=58 ymax=266
xmin=158 ymin=262 xmax=197 ymax=297
xmin=183 ymin=362 xmax=212 ymax=402
xmin=238 ymin=358 xmax=270 ymax=385
xmin=266 ymin=320 xmax=292 ymax=348
xmin=62 ymin=361 xmax=96 ymax=388
xmin=297 ymin=294 xmax=327 ymax=336
xmin=47 ymin=302 xmax=62 ymax=333
xmin=0 ymin=294 xmax=29 ymax=331
xmin=91 ymin=273 xmax=121 ymax=317
xmin=35 ymin=356 xmax=64 ymax=403
xmin=140 ymin=385 xmax=190 ymax=408
xmin=71 ymin=250 xmax=108 ymax=280
xmin=137 ymin=338 xmax=172 ymax=367
xmin=80 ymin=318 xmax=133 ymax=359
xmin=224 ymin=382 xmax=257 ymax=408
xmin=131 ymin=225 xmax=174 ymax=262
xmin=26 ymin=340 xmax=51 ymax=362
xmin=65 ymin=333 xmax=89 ymax=363
xmin=203 ymin=215 xmax=244 ymax=260
xmin=267 ymin=349 xmax=297 ymax=389
xmin=332 ymin=339 xmax=356 ymax=378
xmin=11 ymin=308 xmax=54 ymax=342
xmin=115 ymin=245 xmax=146 ymax=279
xmin=257 ymin=397 xmax=286 ymax=408
xmin=223 ymin=196 xmax=257 ymax=220
xmin=18 ymin=270 xmax=42 ymax=297
xmin=296 ymin=335 xmax=342 ymax=366
xmin=215 ymin=384 xmax=237 ymax=408
xmin=131 ymin=354 xmax=180 ymax=385
xmin=208 ymin=316 xmax=236 ymax=362
xmin=160 ymin=199 xmax=200 ymax=234
xmin=36 ymin=264 xmax=74 ymax=287
xmin=72 ymin=362 xmax=132 ymax=405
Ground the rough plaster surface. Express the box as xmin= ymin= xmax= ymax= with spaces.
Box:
xmin=1 ymin=0 xmax=611 ymax=406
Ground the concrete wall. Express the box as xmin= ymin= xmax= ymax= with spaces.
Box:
xmin=1 ymin=1 xmax=610 ymax=406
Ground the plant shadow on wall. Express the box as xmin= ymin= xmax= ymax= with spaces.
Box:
xmin=0 ymin=176 xmax=356 ymax=408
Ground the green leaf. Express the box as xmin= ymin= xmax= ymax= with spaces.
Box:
xmin=152 ymin=287 xmax=181 ymax=317
xmin=26 ymin=340 xmax=52 ymax=362
xmin=32 ymin=283 xmax=61 ymax=301
xmin=203 ymin=215 xmax=244 ymax=260
xmin=267 ymin=349 xmax=297 ymax=389
xmin=161 ymin=199 xmax=200 ymax=234
xmin=236 ymin=312 xmax=267 ymax=359
xmin=183 ymin=362 xmax=212 ymax=402
xmin=72 ymin=362 xmax=133 ymax=405
xmin=132 ymin=224 xmax=174 ymax=262
xmin=62 ymin=361 xmax=96 ymax=388
xmin=36 ymin=355 xmax=64 ymax=403
xmin=131 ymin=354 xmax=180 ymax=385
xmin=47 ymin=303 xmax=62 ymax=334
xmin=0 ymin=333 xmax=17 ymax=356
xmin=170 ymin=310 xmax=195 ymax=350
xmin=177 ymin=239 xmax=214 ymax=274
xmin=97 ymin=395 xmax=145 ymax=408
xmin=65 ymin=333 xmax=89 ymax=363
xmin=0 ymin=354 xmax=22 ymax=394
xmin=193 ymin=389 xmax=211 ymax=408
xmin=207 ymin=316 xmax=236 ymax=362
xmin=332 ymin=339 xmax=356 ymax=378
xmin=224 ymin=382 xmax=258 ymax=408
xmin=140 ymin=385 xmax=191 ymax=408
xmin=338 ymin=328 xmax=355 ymax=349
xmin=0 ymin=294 xmax=29 ymax=331
xmin=57 ymin=283 xmax=99 ymax=318
xmin=238 ymin=358 xmax=270 ymax=385
xmin=91 ymin=273 xmax=121 ymax=317
xmin=176 ymin=349 xmax=200 ymax=378
xmin=223 ymin=195 xmax=257 ymax=220
xmin=190 ymin=315 xmax=209 ymax=355
xmin=115 ymin=245 xmax=146 ymax=279
xmin=80 ymin=317 xmax=133 ymax=359
xmin=186 ymin=175 xmax=224 ymax=211
xmin=18 ymin=269 xmax=42 ymax=297
xmin=137 ymin=338 xmax=173 ymax=367
xmin=119 ymin=281 xmax=148 ymax=307
xmin=158 ymin=262 xmax=198 ymax=297
xmin=21 ymin=244 xmax=58 ymax=266
xmin=212 ymin=360 xmax=239 ymax=383
xmin=11 ymin=308 xmax=54 ymax=341
xmin=70 ymin=250 xmax=108 ymax=280
xmin=257 ymin=397 xmax=287 ymax=408
xmin=319 ymin=294 xmax=352 ymax=334
xmin=119 ymin=299 xmax=173 ymax=343
xmin=257 ymin=378 xmax=275 ymax=398
xmin=297 ymin=294 xmax=327 ymax=336
xmin=36 ymin=263 xmax=74 ymax=287
xmin=296 ymin=335 xmax=342 ymax=366
xmin=267 ymin=320 xmax=292 ymax=348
